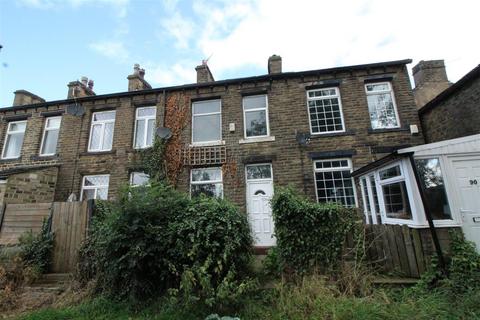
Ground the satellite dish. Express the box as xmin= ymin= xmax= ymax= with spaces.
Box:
xmin=156 ymin=127 xmax=172 ymax=140
xmin=296 ymin=132 xmax=311 ymax=146
xmin=66 ymin=104 xmax=85 ymax=116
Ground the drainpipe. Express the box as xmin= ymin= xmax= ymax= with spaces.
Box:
xmin=407 ymin=152 xmax=447 ymax=274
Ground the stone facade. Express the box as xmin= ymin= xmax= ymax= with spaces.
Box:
xmin=413 ymin=60 xmax=451 ymax=109
xmin=419 ymin=65 xmax=480 ymax=143
xmin=2 ymin=167 xmax=58 ymax=204
xmin=0 ymin=58 xmax=424 ymax=210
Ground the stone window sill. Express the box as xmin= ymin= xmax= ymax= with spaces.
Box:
xmin=368 ymin=127 xmax=409 ymax=134
xmin=31 ymin=154 xmax=60 ymax=161
xmin=79 ymin=150 xmax=117 ymax=156
xmin=310 ymin=131 xmax=355 ymax=139
xmin=239 ymin=136 xmax=275 ymax=144
xmin=0 ymin=156 xmax=22 ymax=163
xmin=189 ymin=141 xmax=226 ymax=147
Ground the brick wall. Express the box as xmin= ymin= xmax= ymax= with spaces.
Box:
xmin=420 ymin=75 xmax=480 ymax=143
xmin=3 ymin=167 xmax=58 ymax=204
xmin=0 ymin=61 xmax=424 ymax=210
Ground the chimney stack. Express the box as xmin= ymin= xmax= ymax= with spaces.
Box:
xmin=128 ymin=64 xmax=152 ymax=91
xmin=268 ymin=55 xmax=282 ymax=74
xmin=413 ymin=60 xmax=451 ymax=108
xmin=67 ymin=76 xmax=95 ymax=99
xmin=13 ymin=90 xmax=45 ymax=106
xmin=195 ymin=60 xmax=215 ymax=83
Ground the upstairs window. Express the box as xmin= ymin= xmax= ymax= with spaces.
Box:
xmin=130 ymin=172 xmax=150 ymax=187
xmin=313 ymin=159 xmax=356 ymax=207
xmin=365 ymin=82 xmax=400 ymax=129
xmin=307 ymin=87 xmax=345 ymax=134
xmin=243 ymin=95 xmax=269 ymax=138
xmin=190 ymin=167 xmax=223 ymax=198
xmin=134 ymin=107 xmax=156 ymax=149
xmin=40 ymin=116 xmax=61 ymax=156
xmin=81 ymin=175 xmax=109 ymax=200
xmin=192 ymin=100 xmax=221 ymax=144
xmin=88 ymin=111 xmax=116 ymax=152
xmin=2 ymin=120 xmax=27 ymax=159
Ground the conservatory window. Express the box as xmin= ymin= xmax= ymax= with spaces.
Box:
xmin=377 ymin=164 xmax=412 ymax=221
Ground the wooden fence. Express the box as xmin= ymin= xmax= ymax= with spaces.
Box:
xmin=0 ymin=203 xmax=52 ymax=245
xmin=50 ymin=201 xmax=92 ymax=273
xmin=345 ymin=224 xmax=459 ymax=278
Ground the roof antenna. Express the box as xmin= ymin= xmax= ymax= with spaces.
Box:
xmin=202 ymin=53 xmax=213 ymax=66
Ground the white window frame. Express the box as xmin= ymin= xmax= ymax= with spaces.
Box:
xmin=306 ymin=87 xmax=346 ymax=135
xmin=191 ymin=99 xmax=222 ymax=146
xmin=190 ymin=167 xmax=223 ymax=198
xmin=88 ymin=110 xmax=116 ymax=152
xmin=133 ymin=107 xmax=156 ymax=149
xmin=360 ymin=175 xmax=380 ymax=224
xmin=364 ymin=82 xmax=401 ymax=130
xmin=39 ymin=116 xmax=62 ymax=156
xmin=129 ymin=171 xmax=150 ymax=187
xmin=242 ymin=94 xmax=270 ymax=139
xmin=313 ymin=158 xmax=357 ymax=207
xmin=80 ymin=174 xmax=110 ymax=201
xmin=1 ymin=120 xmax=27 ymax=159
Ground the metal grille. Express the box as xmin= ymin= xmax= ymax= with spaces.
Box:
xmin=182 ymin=145 xmax=227 ymax=166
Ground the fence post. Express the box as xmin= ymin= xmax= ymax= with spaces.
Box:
xmin=0 ymin=203 xmax=5 ymax=232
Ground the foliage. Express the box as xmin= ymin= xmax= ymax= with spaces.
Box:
xmin=76 ymin=184 xmax=253 ymax=306
xmin=139 ymin=138 xmax=167 ymax=183
xmin=18 ymin=219 xmax=54 ymax=273
xmin=271 ymin=187 xmax=360 ymax=274
xmin=415 ymin=230 xmax=480 ymax=294
xmin=262 ymin=247 xmax=283 ymax=278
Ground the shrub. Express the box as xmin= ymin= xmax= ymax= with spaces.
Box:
xmin=18 ymin=219 xmax=54 ymax=274
xmin=77 ymin=184 xmax=254 ymax=306
xmin=271 ymin=187 xmax=360 ymax=274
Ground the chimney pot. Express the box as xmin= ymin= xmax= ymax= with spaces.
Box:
xmin=195 ymin=62 xmax=214 ymax=83
xmin=133 ymin=63 xmax=140 ymax=75
xmin=127 ymin=64 xmax=152 ymax=91
xmin=139 ymin=68 xmax=145 ymax=79
xmin=268 ymin=55 xmax=282 ymax=74
xmin=88 ymin=79 xmax=94 ymax=90
xmin=81 ymin=76 xmax=88 ymax=86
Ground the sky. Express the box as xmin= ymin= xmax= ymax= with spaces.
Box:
xmin=0 ymin=0 xmax=479 ymax=107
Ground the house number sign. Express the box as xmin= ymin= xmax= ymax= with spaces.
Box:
xmin=473 ymin=217 xmax=480 ymax=223
xmin=469 ymin=179 xmax=478 ymax=185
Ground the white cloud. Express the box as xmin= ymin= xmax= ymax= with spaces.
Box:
xmin=89 ymin=41 xmax=129 ymax=62
xmin=160 ymin=12 xmax=195 ymax=49
xmin=187 ymin=0 xmax=479 ymax=85
xmin=147 ymin=61 xmax=197 ymax=86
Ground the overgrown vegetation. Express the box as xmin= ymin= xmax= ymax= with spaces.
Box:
xmin=76 ymin=183 xmax=254 ymax=308
xmin=18 ymin=220 xmax=54 ymax=274
xmin=271 ymin=187 xmax=361 ymax=275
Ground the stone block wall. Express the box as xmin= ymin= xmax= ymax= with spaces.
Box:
xmin=3 ymin=167 xmax=58 ymax=204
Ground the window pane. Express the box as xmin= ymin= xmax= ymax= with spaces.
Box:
xmin=84 ymin=175 xmax=109 ymax=186
xmin=89 ymin=124 xmax=102 ymax=150
xmin=243 ymin=95 xmax=266 ymax=110
xmin=191 ymin=183 xmax=223 ymax=198
xmin=146 ymin=119 xmax=155 ymax=147
xmin=93 ymin=111 xmax=115 ymax=121
xmin=137 ymin=107 xmax=156 ymax=117
xmin=415 ymin=158 xmax=452 ymax=220
xmin=193 ymin=100 xmax=221 ymax=115
xmin=379 ymin=165 xmax=401 ymax=180
xmin=3 ymin=133 xmax=24 ymax=158
xmin=361 ymin=178 xmax=372 ymax=223
xmin=46 ymin=117 xmax=61 ymax=129
xmin=308 ymin=94 xmax=344 ymax=133
xmin=366 ymin=83 xmax=389 ymax=92
xmin=102 ymin=122 xmax=114 ymax=150
xmin=247 ymin=165 xmax=272 ymax=179
xmin=191 ymin=168 xmax=222 ymax=182
xmin=9 ymin=122 xmax=26 ymax=132
xmin=315 ymin=169 xmax=355 ymax=207
xmin=131 ymin=172 xmax=150 ymax=186
xmin=367 ymin=93 xmax=399 ymax=129
xmin=82 ymin=189 xmax=96 ymax=201
xmin=382 ymin=181 xmax=412 ymax=220
xmin=245 ymin=110 xmax=267 ymax=137
xmin=41 ymin=129 xmax=59 ymax=155
xmin=369 ymin=175 xmax=381 ymax=222
xmin=96 ymin=188 xmax=108 ymax=200
xmin=135 ymin=119 xmax=145 ymax=148
xmin=192 ymin=114 xmax=221 ymax=142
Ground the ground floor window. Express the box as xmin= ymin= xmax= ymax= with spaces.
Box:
xmin=81 ymin=175 xmax=109 ymax=200
xmin=415 ymin=158 xmax=452 ymax=220
xmin=190 ymin=167 xmax=223 ymax=198
xmin=313 ymin=158 xmax=356 ymax=207
xmin=130 ymin=172 xmax=150 ymax=187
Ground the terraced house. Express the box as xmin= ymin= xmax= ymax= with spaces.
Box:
xmin=0 ymin=56 xmax=425 ymax=247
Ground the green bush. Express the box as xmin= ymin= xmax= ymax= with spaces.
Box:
xmin=77 ymin=183 xmax=254 ymax=305
xmin=18 ymin=219 xmax=54 ymax=273
xmin=271 ymin=187 xmax=360 ymax=274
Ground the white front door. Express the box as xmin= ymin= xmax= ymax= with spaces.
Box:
xmin=246 ymin=164 xmax=275 ymax=247
xmin=451 ymin=158 xmax=480 ymax=251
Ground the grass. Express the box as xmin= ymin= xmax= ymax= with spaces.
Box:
xmin=16 ymin=279 xmax=480 ymax=320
